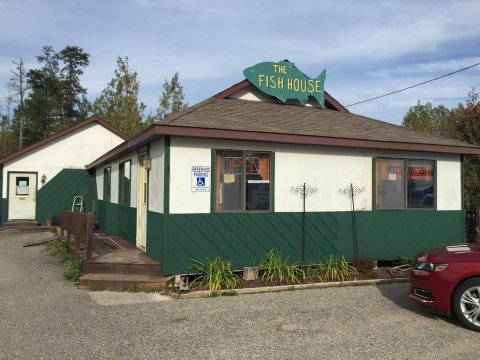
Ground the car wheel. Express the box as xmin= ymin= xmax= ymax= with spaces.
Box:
xmin=453 ymin=278 xmax=480 ymax=332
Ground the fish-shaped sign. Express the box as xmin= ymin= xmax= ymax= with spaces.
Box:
xmin=243 ymin=61 xmax=326 ymax=108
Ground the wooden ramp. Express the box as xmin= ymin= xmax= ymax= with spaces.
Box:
xmin=73 ymin=232 xmax=169 ymax=291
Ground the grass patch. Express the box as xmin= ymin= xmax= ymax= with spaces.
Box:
xmin=43 ymin=237 xmax=84 ymax=283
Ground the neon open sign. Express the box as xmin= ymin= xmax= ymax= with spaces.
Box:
xmin=223 ymin=157 xmax=261 ymax=175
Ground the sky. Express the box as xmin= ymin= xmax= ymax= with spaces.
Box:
xmin=1 ymin=0 xmax=479 ymax=125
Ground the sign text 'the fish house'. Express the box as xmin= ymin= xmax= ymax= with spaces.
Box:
xmin=243 ymin=60 xmax=326 ymax=108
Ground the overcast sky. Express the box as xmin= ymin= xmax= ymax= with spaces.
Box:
xmin=1 ymin=0 xmax=479 ymax=124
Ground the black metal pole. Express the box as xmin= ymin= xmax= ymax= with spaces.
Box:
xmin=302 ymin=182 xmax=306 ymax=266
xmin=350 ymin=183 xmax=359 ymax=258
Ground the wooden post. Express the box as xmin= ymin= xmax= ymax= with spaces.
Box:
xmin=85 ymin=213 xmax=93 ymax=260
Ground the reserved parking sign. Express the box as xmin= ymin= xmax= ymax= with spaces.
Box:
xmin=191 ymin=166 xmax=210 ymax=192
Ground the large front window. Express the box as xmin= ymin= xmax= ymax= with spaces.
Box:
xmin=375 ymin=158 xmax=434 ymax=210
xmin=215 ymin=150 xmax=271 ymax=212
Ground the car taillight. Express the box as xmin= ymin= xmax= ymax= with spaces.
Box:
xmin=414 ymin=262 xmax=449 ymax=272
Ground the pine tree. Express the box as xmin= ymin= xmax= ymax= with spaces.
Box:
xmin=156 ymin=72 xmax=188 ymax=120
xmin=92 ymin=56 xmax=146 ymax=136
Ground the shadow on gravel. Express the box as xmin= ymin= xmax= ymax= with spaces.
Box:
xmin=376 ymin=282 xmax=458 ymax=327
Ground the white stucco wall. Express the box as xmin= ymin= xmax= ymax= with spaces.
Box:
xmin=436 ymin=156 xmax=462 ymax=210
xmin=95 ymin=152 xmax=138 ymax=208
xmin=169 ymin=138 xmax=211 ymax=214
xmin=3 ymin=122 xmax=125 ymax=197
xmin=148 ymin=139 xmax=165 ymax=213
xmin=167 ymin=138 xmax=463 ymax=214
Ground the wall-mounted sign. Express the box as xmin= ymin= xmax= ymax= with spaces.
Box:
xmin=192 ymin=166 xmax=210 ymax=192
xmin=243 ymin=60 xmax=326 ymax=108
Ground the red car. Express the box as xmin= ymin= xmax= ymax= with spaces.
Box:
xmin=410 ymin=243 xmax=480 ymax=332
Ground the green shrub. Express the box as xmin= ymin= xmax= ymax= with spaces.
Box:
xmin=63 ymin=259 xmax=84 ymax=282
xmin=351 ymin=257 xmax=376 ymax=273
xmin=190 ymin=257 xmax=240 ymax=296
xmin=44 ymin=237 xmax=84 ymax=283
xmin=259 ymin=249 xmax=305 ymax=285
xmin=319 ymin=255 xmax=357 ymax=282
xmin=399 ymin=256 xmax=414 ymax=266
xmin=303 ymin=263 xmax=322 ymax=279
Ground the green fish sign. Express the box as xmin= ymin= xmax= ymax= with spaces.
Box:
xmin=243 ymin=61 xmax=326 ymax=108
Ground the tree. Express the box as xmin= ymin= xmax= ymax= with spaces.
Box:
xmin=8 ymin=58 xmax=29 ymax=148
xmin=56 ymin=46 xmax=90 ymax=126
xmin=456 ymin=89 xmax=480 ymax=210
xmin=92 ymin=56 xmax=146 ymax=136
xmin=402 ymin=100 xmax=459 ymax=138
xmin=156 ymin=72 xmax=188 ymax=120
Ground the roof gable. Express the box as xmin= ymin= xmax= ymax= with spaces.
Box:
xmin=213 ymin=79 xmax=349 ymax=112
xmin=0 ymin=116 xmax=127 ymax=165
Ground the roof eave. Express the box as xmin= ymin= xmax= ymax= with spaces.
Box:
xmin=87 ymin=124 xmax=480 ymax=169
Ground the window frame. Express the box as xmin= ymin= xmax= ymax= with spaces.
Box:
xmin=214 ymin=149 xmax=273 ymax=213
xmin=374 ymin=157 xmax=436 ymax=211
xmin=118 ymin=160 xmax=131 ymax=206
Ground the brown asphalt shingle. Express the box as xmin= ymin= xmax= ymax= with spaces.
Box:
xmin=164 ymin=98 xmax=475 ymax=148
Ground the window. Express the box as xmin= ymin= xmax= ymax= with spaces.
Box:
xmin=118 ymin=160 xmax=131 ymax=206
xmin=375 ymin=158 xmax=434 ymax=210
xmin=16 ymin=177 xmax=29 ymax=196
xmin=103 ymin=167 xmax=111 ymax=202
xmin=215 ymin=150 xmax=271 ymax=212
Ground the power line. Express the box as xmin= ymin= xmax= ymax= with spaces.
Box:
xmin=345 ymin=61 xmax=480 ymax=107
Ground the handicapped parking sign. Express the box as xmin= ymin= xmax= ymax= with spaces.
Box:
xmin=192 ymin=166 xmax=210 ymax=192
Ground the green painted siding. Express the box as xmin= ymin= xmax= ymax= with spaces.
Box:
xmin=146 ymin=211 xmax=164 ymax=263
xmin=96 ymin=200 xmax=137 ymax=246
xmin=36 ymin=169 xmax=94 ymax=225
xmin=1 ymin=198 xmax=7 ymax=225
xmin=158 ymin=210 xmax=465 ymax=275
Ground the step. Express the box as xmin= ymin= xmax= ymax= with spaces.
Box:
xmin=84 ymin=261 xmax=163 ymax=276
xmin=4 ymin=219 xmax=40 ymax=227
xmin=79 ymin=273 xmax=169 ymax=291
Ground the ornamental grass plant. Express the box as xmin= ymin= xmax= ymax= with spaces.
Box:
xmin=190 ymin=257 xmax=240 ymax=296
xmin=318 ymin=255 xmax=357 ymax=282
xmin=259 ymin=249 xmax=305 ymax=285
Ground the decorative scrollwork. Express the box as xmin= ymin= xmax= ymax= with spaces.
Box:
xmin=291 ymin=184 xmax=318 ymax=198
xmin=338 ymin=184 xmax=365 ymax=199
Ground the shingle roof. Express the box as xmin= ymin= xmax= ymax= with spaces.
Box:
xmin=163 ymin=98 xmax=475 ymax=148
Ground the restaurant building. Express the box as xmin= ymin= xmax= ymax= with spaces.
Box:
xmin=88 ymin=61 xmax=480 ymax=275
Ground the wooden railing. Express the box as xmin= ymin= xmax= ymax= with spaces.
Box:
xmin=60 ymin=212 xmax=94 ymax=260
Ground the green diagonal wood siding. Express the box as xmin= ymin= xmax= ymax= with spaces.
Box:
xmin=36 ymin=169 xmax=94 ymax=225
xmin=159 ymin=210 xmax=464 ymax=275
xmin=96 ymin=200 xmax=137 ymax=246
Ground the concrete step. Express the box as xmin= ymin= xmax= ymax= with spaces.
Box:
xmin=84 ymin=261 xmax=163 ymax=276
xmin=79 ymin=273 xmax=169 ymax=291
xmin=3 ymin=220 xmax=46 ymax=231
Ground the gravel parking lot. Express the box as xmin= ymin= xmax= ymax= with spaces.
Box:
xmin=1 ymin=231 xmax=478 ymax=360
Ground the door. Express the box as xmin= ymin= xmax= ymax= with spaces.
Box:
xmin=8 ymin=173 xmax=37 ymax=220
xmin=136 ymin=154 xmax=148 ymax=250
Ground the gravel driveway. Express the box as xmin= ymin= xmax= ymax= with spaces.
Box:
xmin=0 ymin=230 xmax=478 ymax=360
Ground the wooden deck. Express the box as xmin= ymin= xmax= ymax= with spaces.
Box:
xmin=71 ymin=232 xmax=169 ymax=290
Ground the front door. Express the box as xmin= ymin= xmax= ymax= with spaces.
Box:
xmin=136 ymin=154 xmax=148 ymax=251
xmin=8 ymin=173 xmax=37 ymax=220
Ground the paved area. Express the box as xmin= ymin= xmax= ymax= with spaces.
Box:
xmin=1 ymin=231 xmax=479 ymax=360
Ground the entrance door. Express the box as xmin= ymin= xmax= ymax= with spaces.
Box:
xmin=136 ymin=154 xmax=148 ymax=250
xmin=8 ymin=173 xmax=37 ymax=220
